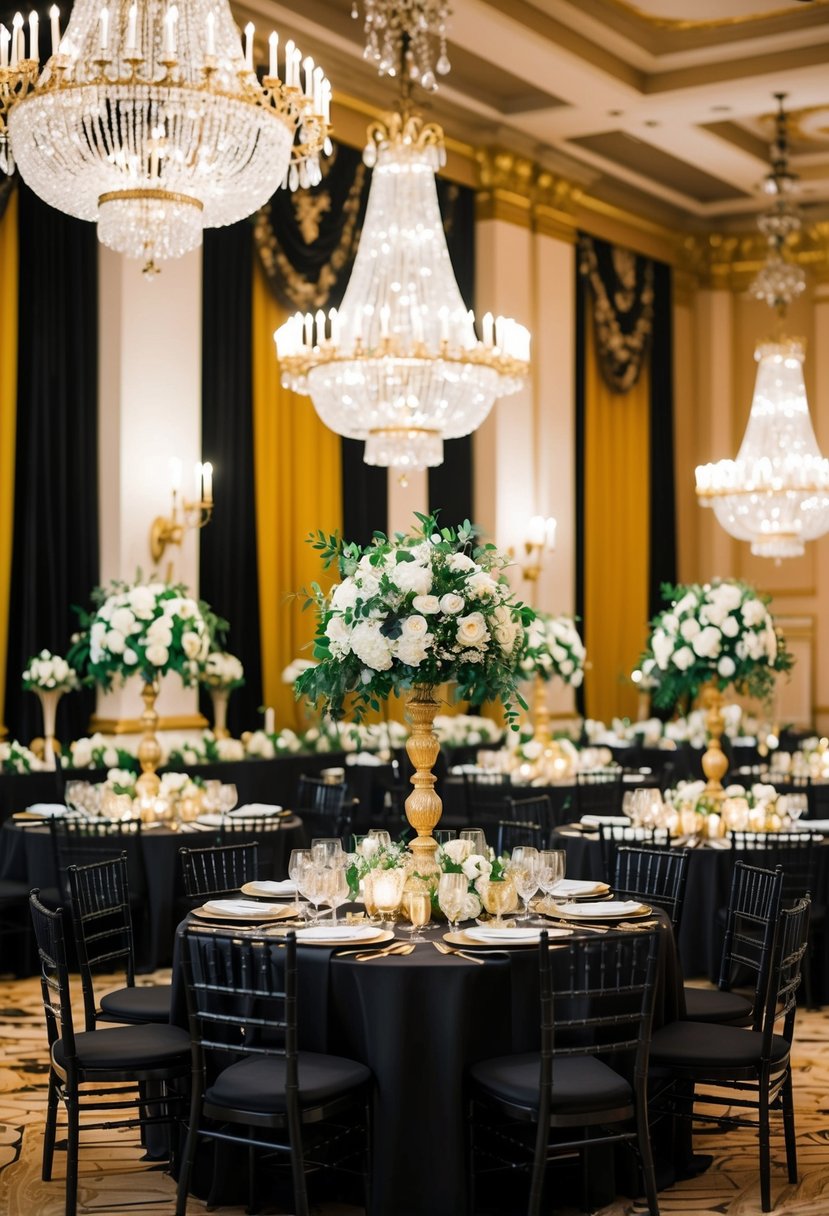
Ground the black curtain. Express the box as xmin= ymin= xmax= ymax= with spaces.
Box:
xmin=4 ymin=183 xmax=98 ymax=744
xmin=200 ymin=223 xmax=263 ymax=736
xmin=648 ymin=260 xmax=677 ymax=618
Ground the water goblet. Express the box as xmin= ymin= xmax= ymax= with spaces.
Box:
xmin=218 ymin=784 xmax=238 ymax=815
xmin=325 ymin=867 xmax=350 ymax=923
xmin=367 ymin=829 xmax=392 ymax=850
xmin=510 ymin=846 xmax=539 ymax=921
xmin=537 ymin=849 xmax=566 ymax=900
xmin=298 ymin=863 xmax=329 ymax=926
xmin=311 ymin=838 xmax=345 ymax=868
xmin=438 ymin=872 xmax=468 ymax=932
xmin=201 ymin=780 xmax=223 ymax=814
xmin=459 ymin=829 xmax=487 ymax=857
xmin=288 ymin=848 xmax=312 ymax=919
xmin=434 ymin=830 xmax=456 ymax=847
xmin=478 ymin=877 xmax=516 ymax=927
xmin=786 ymin=794 xmax=808 ymax=825
xmin=403 ymin=890 xmax=431 ymax=942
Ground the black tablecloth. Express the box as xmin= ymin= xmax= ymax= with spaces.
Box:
xmin=170 ymin=911 xmax=682 ymax=1216
xmin=551 ymin=828 xmax=829 ymax=996
xmin=0 ymin=817 xmax=304 ymax=970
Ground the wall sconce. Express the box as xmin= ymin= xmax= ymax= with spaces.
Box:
xmin=149 ymin=458 xmax=214 ymax=566
xmin=521 ymin=515 xmax=557 ymax=584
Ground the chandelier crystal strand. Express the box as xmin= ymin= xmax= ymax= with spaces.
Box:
xmin=695 ymin=340 xmax=829 ymax=559
xmin=352 ymin=0 xmax=451 ymax=90
xmin=749 ymin=93 xmax=806 ymax=314
xmin=276 ymin=112 xmax=529 ymax=472
xmin=0 ymin=1 xmax=332 ymax=272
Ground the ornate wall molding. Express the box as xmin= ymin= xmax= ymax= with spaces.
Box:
xmin=475 ymin=147 xmax=583 ymax=239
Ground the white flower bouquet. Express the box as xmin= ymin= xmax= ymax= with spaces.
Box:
xmin=437 ymin=838 xmax=512 ymax=919
xmin=199 ymin=651 xmax=245 ymax=691
xmin=22 ymin=649 xmax=80 ymax=694
xmin=640 ymin=580 xmax=793 ymax=710
xmin=519 ymin=613 xmax=585 ymax=687
xmin=295 ymin=513 xmax=533 ymax=725
xmin=69 ymin=577 xmax=217 ymax=689
xmin=0 ymin=739 xmax=48 ymax=773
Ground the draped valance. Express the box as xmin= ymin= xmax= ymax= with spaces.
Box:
xmin=579 ymin=234 xmax=654 ymax=394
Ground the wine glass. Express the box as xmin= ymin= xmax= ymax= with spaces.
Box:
xmin=785 ymin=794 xmax=808 ymax=826
xmin=218 ymin=784 xmax=238 ymax=815
xmin=325 ymin=867 xmax=350 ymax=923
xmin=298 ymin=863 xmax=328 ymax=925
xmin=478 ymin=877 xmax=516 ymax=927
xmin=510 ymin=846 xmax=539 ymax=921
xmin=434 ymin=830 xmax=456 ymax=847
xmin=201 ymin=780 xmax=223 ymax=814
xmin=459 ymin=829 xmax=487 ymax=857
xmin=403 ymin=890 xmax=431 ymax=942
xmin=288 ymin=848 xmax=312 ymax=918
xmin=438 ymin=872 xmax=468 ymax=932
xmin=311 ymin=838 xmax=345 ymax=868
xmin=367 ymin=829 xmax=392 ymax=850
xmin=537 ymin=850 xmax=566 ymax=901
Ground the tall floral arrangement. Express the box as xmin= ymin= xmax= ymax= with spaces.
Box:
xmin=69 ymin=577 xmax=218 ymax=689
xmin=295 ymin=514 xmax=533 ymax=724
xmin=199 ymin=651 xmax=245 ymax=691
xmin=22 ymin=650 xmax=80 ymax=693
xmin=640 ymin=580 xmax=793 ymax=709
xmin=518 ymin=613 xmax=585 ymax=687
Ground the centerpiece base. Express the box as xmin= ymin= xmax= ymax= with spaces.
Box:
xmin=701 ymin=681 xmax=729 ymax=800
xmin=405 ymin=686 xmax=442 ymax=876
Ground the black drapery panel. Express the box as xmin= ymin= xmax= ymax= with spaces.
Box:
xmin=253 ymin=143 xmax=475 ymax=541
xmin=200 ymin=223 xmax=263 ymax=736
xmin=4 ymin=183 xmax=98 ymax=744
xmin=0 ymin=176 xmax=13 ymax=223
xmin=429 ymin=180 xmax=475 ymax=527
xmin=648 ymin=260 xmax=677 ymax=618
xmin=574 ymin=266 xmax=588 ymax=723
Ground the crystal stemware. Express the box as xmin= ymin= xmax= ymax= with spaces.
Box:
xmin=288 ymin=848 xmax=312 ymax=920
xmin=372 ymin=867 xmax=406 ymax=927
xmin=509 ymin=846 xmax=539 ymax=921
xmin=311 ymin=838 xmax=345 ymax=868
xmin=218 ymin=783 xmax=238 ymax=815
xmin=459 ymin=829 xmax=487 ymax=857
xmin=403 ymin=890 xmax=431 ymax=942
xmin=537 ymin=849 xmax=566 ymax=901
xmin=438 ymin=871 xmax=468 ymax=931
xmin=478 ymin=877 xmax=516 ymax=927
xmin=325 ymin=867 xmax=350 ymax=923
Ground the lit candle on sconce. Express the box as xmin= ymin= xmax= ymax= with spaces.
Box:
xmin=149 ymin=457 xmax=215 ymax=566
xmin=527 ymin=514 xmax=556 ymax=553
xmin=98 ymin=5 xmax=109 ymax=50
xmin=268 ymin=31 xmax=278 ymax=78
xmin=244 ymin=21 xmax=254 ymax=71
xmin=1 ymin=24 xmax=11 ymax=69
xmin=284 ymin=38 xmax=294 ymax=84
xmin=201 ymin=461 xmax=213 ymax=504
xmin=169 ymin=456 xmax=182 ymax=494
xmin=49 ymin=5 xmax=59 ymax=55
xmin=264 ymin=706 xmax=275 ymax=735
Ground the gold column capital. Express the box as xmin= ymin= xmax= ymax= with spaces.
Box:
xmin=475 ymin=146 xmax=582 ymax=239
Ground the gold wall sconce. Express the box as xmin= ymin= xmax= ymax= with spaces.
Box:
xmin=149 ymin=458 xmax=214 ymax=567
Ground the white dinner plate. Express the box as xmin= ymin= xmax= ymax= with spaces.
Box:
xmin=446 ymin=927 xmax=572 ymax=949
xmin=553 ymin=900 xmax=650 ymax=920
xmin=241 ymin=880 xmax=298 ymax=899
xmin=296 ymin=925 xmax=380 ymax=944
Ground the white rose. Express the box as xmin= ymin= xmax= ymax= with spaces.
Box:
xmin=692 ymin=626 xmax=722 ymax=659
xmin=674 ymin=593 xmax=697 ymax=616
xmin=71 ymin=739 xmax=93 ymax=768
xmin=571 ymin=669 xmax=584 ymax=687
xmin=741 ymin=599 xmax=766 ymax=628
xmin=412 ymin=595 xmax=440 ymax=614
xmin=401 ymin=615 xmax=429 ymax=638
xmin=679 ymin=618 xmax=700 ymax=641
xmin=394 ymin=637 xmax=430 ymax=667
xmin=110 ymin=607 xmax=136 ymax=636
xmin=463 ymin=853 xmax=492 ymax=882
xmin=466 ymin=571 xmax=498 ymax=599
xmin=105 ymin=629 xmax=126 ymax=655
xmin=442 ymin=838 xmax=473 ymax=864
xmin=391 ymin=561 xmax=433 ymax=597
xmin=462 ymin=892 xmax=483 ymax=920
xmin=326 ymin=615 xmax=350 ymax=644
xmin=447 ymin=553 xmax=476 ymax=573
xmin=456 ymin=612 xmax=489 ymax=649
xmin=331 ymin=580 xmax=360 ymax=612
xmin=672 ymin=645 xmax=695 ymax=671
xmin=103 ymin=747 xmax=119 ymax=768
xmin=145 ymin=643 xmax=169 ymax=667
xmin=717 ymin=656 xmax=736 ymax=678
xmin=440 ymin=593 xmax=465 ymax=615
xmin=129 ymin=586 xmax=156 ymax=619
xmin=651 ymin=630 xmax=673 ymax=669
xmin=745 ymin=632 xmax=765 ymax=661
xmin=124 ymin=648 xmax=138 ymax=665
xmin=662 ymin=613 xmax=679 ymax=635
xmin=721 ymin=615 xmax=740 ymax=638
xmin=90 ymin=621 xmax=107 ymax=648
xmin=350 ymin=622 xmax=393 ymax=672
xmin=181 ymin=631 xmax=202 ymax=659
xmin=713 ymin=583 xmax=743 ymax=612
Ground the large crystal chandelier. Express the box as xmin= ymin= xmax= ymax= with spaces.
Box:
xmin=275 ymin=14 xmax=530 ymax=473
xmin=694 ymin=93 xmax=829 ymax=561
xmin=0 ymin=1 xmax=332 ymax=273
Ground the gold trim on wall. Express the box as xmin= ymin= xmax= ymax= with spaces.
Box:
xmin=89 ymin=713 xmax=209 ymax=735
xmin=603 ymin=0 xmax=829 ymax=31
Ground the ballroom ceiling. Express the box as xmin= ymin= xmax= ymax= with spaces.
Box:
xmin=236 ymin=0 xmax=829 ymax=229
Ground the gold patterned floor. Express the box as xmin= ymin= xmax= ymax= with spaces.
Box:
xmin=1 ymin=973 xmax=828 ymax=1215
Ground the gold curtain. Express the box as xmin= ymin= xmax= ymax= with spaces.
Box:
xmin=0 ymin=190 xmax=18 ymax=737
xmin=583 ymin=305 xmax=650 ymax=723
xmin=251 ymin=261 xmax=342 ymax=731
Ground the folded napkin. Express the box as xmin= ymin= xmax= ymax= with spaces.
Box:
xmin=26 ymin=803 xmax=68 ymax=818
xmin=243 ymin=880 xmax=297 ymax=898
xmin=194 ymin=813 xmax=225 ymax=828
xmin=202 ymin=899 xmax=281 ymax=916
xmin=551 ymin=879 xmax=607 ymax=899
xmin=554 ymin=900 xmax=644 ymax=918
xmin=580 ymin=814 xmax=630 ymax=828
xmin=345 ymin=752 xmax=384 ymax=767
xmin=465 ymin=927 xmax=540 ymax=943
xmin=793 ymin=820 xmax=829 ymax=833
xmin=229 ymin=803 xmax=282 ymax=818
xmin=297 ymin=925 xmax=377 ymax=943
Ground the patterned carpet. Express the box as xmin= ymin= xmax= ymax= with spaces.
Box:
xmin=1 ymin=972 xmax=828 ymax=1216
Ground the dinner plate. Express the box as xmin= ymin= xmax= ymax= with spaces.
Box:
xmin=445 ymin=927 xmax=572 ymax=949
xmin=551 ymin=900 xmax=651 ymax=921
xmin=550 ymin=880 xmax=610 ymax=900
xmin=228 ymin=804 xmax=287 ymax=818
xmin=296 ymin=925 xmax=393 ymax=947
xmin=240 ymin=880 xmax=298 ymax=899
xmin=191 ymin=900 xmax=299 ymax=923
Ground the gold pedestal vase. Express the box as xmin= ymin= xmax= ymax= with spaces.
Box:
xmin=210 ymin=688 xmax=230 ymax=740
xmin=404 ymin=685 xmax=443 ymax=875
xmin=701 ymin=681 xmax=729 ymax=799
xmin=35 ymin=689 xmax=62 ymax=772
xmin=531 ymin=673 xmax=552 ymax=747
xmin=135 ymin=680 xmax=162 ymax=804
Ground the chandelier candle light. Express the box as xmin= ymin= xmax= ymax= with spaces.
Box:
xmin=0 ymin=1 xmax=332 ymax=274
xmin=275 ymin=2 xmax=530 ymax=474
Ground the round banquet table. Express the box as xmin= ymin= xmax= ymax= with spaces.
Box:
xmin=0 ymin=816 xmax=304 ymax=970
xmin=551 ymin=826 xmax=829 ymax=996
xmin=170 ymin=910 xmax=684 ymax=1216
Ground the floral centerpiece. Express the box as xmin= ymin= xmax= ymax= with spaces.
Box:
xmin=345 ymin=836 xmax=410 ymax=903
xmin=295 ymin=513 xmax=533 ymax=870
xmin=69 ymin=577 xmax=217 ymax=800
xmin=91 ymin=767 xmax=206 ymax=825
xmin=70 ymin=733 xmax=140 ymax=773
xmin=666 ymin=779 xmax=783 ymax=838
xmin=517 ymin=611 xmax=585 ymax=759
xmin=639 ymin=580 xmax=793 ymax=796
xmin=199 ymin=650 xmax=244 ymax=740
xmin=22 ymin=649 xmax=80 ymax=771
xmin=437 ymin=838 xmax=512 ymax=919
xmin=0 ymin=738 xmax=48 ymax=773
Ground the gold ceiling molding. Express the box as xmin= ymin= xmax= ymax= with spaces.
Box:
xmin=678 ymin=223 xmax=829 ymax=290
xmin=475 ymin=148 xmax=583 ymax=238
xmin=601 ymin=0 xmax=829 ymax=31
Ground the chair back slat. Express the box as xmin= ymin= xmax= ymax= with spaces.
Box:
xmin=50 ymin=817 xmax=144 ymax=901
xmin=599 ymin=824 xmax=669 ymax=883
xmin=220 ymin=816 xmax=288 ymax=878
xmin=506 ymin=796 xmax=554 ymax=844
xmin=496 ymin=819 xmax=544 ymax=854
xmin=761 ymin=895 xmax=811 ymax=1054
xmin=67 ymin=853 xmax=136 ymax=1031
xmin=613 ymin=846 xmax=690 ymax=932
xmin=718 ymin=860 xmax=783 ymax=1028
xmin=729 ymin=830 xmax=821 ymax=903
xmin=29 ymin=890 xmax=77 ymax=1062
xmin=179 ymin=842 xmax=259 ymax=901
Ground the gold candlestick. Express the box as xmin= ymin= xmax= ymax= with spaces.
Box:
xmin=404 ymin=685 xmax=442 ymax=875
xmin=701 ymin=681 xmax=729 ymax=799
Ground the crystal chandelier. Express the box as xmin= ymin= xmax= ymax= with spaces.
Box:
xmin=695 ymin=340 xmax=829 ymax=559
xmin=275 ymin=18 xmax=530 ymax=473
xmin=749 ymin=94 xmax=806 ymax=313
xmin=352 ymin=0 xmax=451 ymax=90
xmin=0 ymin=1 xmax=332 ymax=274
xmin=695 ymin=93 xmax=829 ymax=561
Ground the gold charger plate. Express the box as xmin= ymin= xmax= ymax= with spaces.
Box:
xmin=191 ymin=903 xmax=300 ymax=924
xmin=444 ymin=927 xmax=573 ymax=950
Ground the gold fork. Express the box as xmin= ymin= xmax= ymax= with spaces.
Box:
xmin=354 ymin=942 xmax=415 ymax=961
xmin=433 ymin=941 xmax=485 ymax=965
